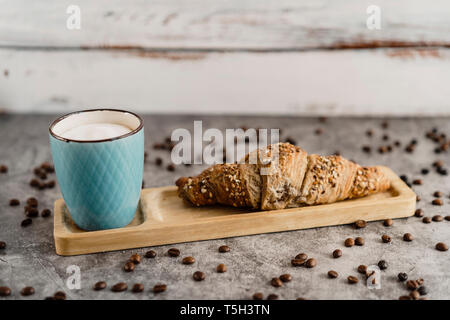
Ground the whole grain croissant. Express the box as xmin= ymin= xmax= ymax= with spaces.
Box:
xmin=176 ymin=143 xmax=390 ymax=210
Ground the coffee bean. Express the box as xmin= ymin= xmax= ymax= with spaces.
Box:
xmin=362 ymin=146 xmax=371 ymax=153
xmin=129 ymin=253 xmax=141 ymax=264
xmin=54 ymin=291 xmax=66 ymax=300
xmin=279 ymin=274 xmax=292 ymax=282
xmin=182 ymin=256 xmax=195 ymax=265
xmin=26 ymin=198 xmax=38 ymax=208
xmin=432 ymin=215 xmax=443 ymax=222
xmin=435 ymin=242 xmax=448 ymax=251
xmin=0 ymin=286 xmax=11 ymax=297
xmin=20 ymin=286 xmax=35 ymax=296
xmin=41 ymin=209 xmax=51 ymax=218
xmin=267 ymin=294 xmax=279 ymax=300
xmin=153 ymin=283 xmax=167 ymax=293
xmin=403 ymin=233 xmax=414 ymax=242
xmin=166 ymin=164 xmax=175 ymax=172
xmin=432 ymin=199 xmax=443 ymax=206
xmin=328 ymin=270 xmax=338 ymax=279
xmin=168 ymin=248 xmax=180 ymax=257
xmin=366 ymin=129 xmax=373 ymax=137
xmin=41 ymin=162 xmax=54 ymax=173
xmin=412 ymin=179 xmax=422 ymax=185
xmin=0 ymin=165 xmax=8 ymax=173
xmin=383 ymin=219 xmax=393 ymax=226
xmin=0 ymin=241 xmax=6 ymax=250
xmin=355 ymin=237 xmax=365 ymax=246
xmin=416 ymin=195 xmax=421 ymax=202
xmin=421 ymin=168 xmax=429 ymax=175
xmin=271 ymin=277 xmax=283 ymax=287
xmin=381 ymin=235 xmax=392 ymax=243
xmin=409 ymin=290 xmax=420 ymax=300
xmin=398 ymin=273 xmax=408 ymax=281
xmin=344 ymin=238 xmax=354 ymax=247
xmin=378 ymin=260 xmax=388 ymax=270
xmin=414 ymin=209 xmax=424 ymax=217
xmin=155 ymin=157 xmax=163 ymax=166
xmin=347 ymin=276 xmax=359 ymax=284
xmin=295 ymin=253 xmax=308 ymax=260
xmin=29 ymin=179 xmax=39 ymax=188
xmin=418 ymin=286 xmax=428 ymax=296
xmin=46 ymin=180 xmax=56 ymax=189
xmin=218 ymin=245 xmax=230 ymax=253
xmin=93 ymin=281 xmax=107 ymax=291
xmin=433 ymin=191 xmax=443 ymax=197
xmin=406 ymin=280 xmax=419 ymax=290
xmin=112 ymin=282 xmax=128 ymax=292
xmin=445 ymin=216 xmax=450 ymax=221
xmin=124 ymin=261 xmax=135 ymax=272
xmin=216 ymin=263 xmax=227 ymax=273
xmin=305 ymin=258 xmax=317 ymax=268
xmin=332 ymin=249 xmax=342 ymax=258
xmin=25 ymin=207 xmax=38 ymax=218
xmin=291 ymin=258 xmax=306 ymax=267
xmin=132 ymin=283 xmax=144 ymax=293
xmin=357 ymin=265 xmax=367 ymax=274
xmin=21 ymin=218 xmax=32 ymax=227
xmin=145 ymin=250 xmax=157 ymax=258
xmin=422 ymin=217 xmax=432 ymax=224
xmin=193 ymin=271 xmax=206 ymax=281
xmin=9 ymin=199 xmax=20 ymax=206
xmin=253 ymin=292 xmax=263 ymax=300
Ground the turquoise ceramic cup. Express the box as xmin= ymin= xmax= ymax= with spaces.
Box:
xmin=49 ymin=109 xmax=144 ymax=231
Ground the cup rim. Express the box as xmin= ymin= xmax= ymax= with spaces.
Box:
xmin=49 ymin=108 xmax=144 ymax=143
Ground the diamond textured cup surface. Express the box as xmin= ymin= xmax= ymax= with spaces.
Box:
xmin=50 ymin=129 xmax=144 ymax=231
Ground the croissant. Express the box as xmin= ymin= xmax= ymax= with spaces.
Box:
xmin=175 ymin=143 xmax=391 ymax=210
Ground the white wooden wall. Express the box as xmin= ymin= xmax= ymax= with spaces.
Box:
xmin=1 ymin=0 xmax=450 ymax=115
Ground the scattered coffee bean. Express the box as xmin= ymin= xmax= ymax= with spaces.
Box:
xmin=0 ymin=241 xmax=6 ymax=250
xmin=332 ymin=249 xmax=342 ymax=258
xmin=145 ymin=250 xmax=157 ymax=258
xmin=21 ymin=218 xmax=32 ymax=227
xmin=418 ymin=286 xmax=428 ymax=296
xmin=9 ymin=199 xmax=20 ymax=206
xmin=295 ymin=253 xmax=308 ymax=260
xmin=218 ymin=245 xmax=230 ymax=253
xmin=433 ymin=191 xmax=443 ymax=197
xmin=403 ymin=233 xmax=414 ymax=242
xmin=399 ymin=295 xmax=411 ymax=300
xmin=357 ymin=265 xmax=367 ymax=274
xmin=409 ymin=290 xmax=420 ymax=300
xmin=46 ymin=180 xmax=56 ymax=189
xmin=26 ymin=197 xmax=38 ymax=208
xmin=347 ymin=276 xmax=359 ymax=284
xmin=305 ymin=258 xmax=317 ymax=268
xmin=422 ymin=217 xmax=432 ymax=224
xmin=166 ymin=164 xmax=175 ymax=172
xmin=362 ymin=146 xmax=371 ymax=153
xmin=132 ymin=283 xmax=144 ymax=293
xmin=155 ymin=157 xmax=163 ymax=166
xmin=182 ymin=256 xmax=196 ymax=265
xmin=412 ymin=179 xmax=422 ymax=185
xmin=0 ymin=165 xmax=8 ymax=173
xmin=20 ymin=286 xmax=35 ymax=296
xmin=193 ymin=271 xmax=206 ymax=281
xmin=344 ymin=238 xmax=354 ymax=247
xmin=93 ymin=281 xmax=107 ymax=291
xmin=253 ymin=292 xmax=263 ymax=300
xmin=0 ymin=286 xmax=11 ymax=297
xmin=355 ymin=237 xmax=365 ymax=246
xmin=406 ymin=280 xmax=419 ymax=290
xmin=291 ymin=258 xmax=306 ymax=267
xmin=445 ymin=216 xmax=450 ymax=221
xmin=421 ymin=168 xmax=429 ymax=175
xmin=25 ymin=207 xmax=39 ymax=218
xmin=432 ymin=215 xmax=443 ymax=222
xmin=129 ymin=253 xmax=141 ymax=264
xmin=112 ymin=282 xmax=128 ymax=292
xmin=435 ymin=242 xmax=448 ymax=251
xmin=328 ymin=270 xmax=338 ymax=279
xmin=267 ymin=294 xmax=279 ymax=300
xmin=41 ymin=209 xmax=51 ymax=218
xmin=398 ymin=273 xmax=408 ymax=282
xmin=168 ymin=248 xmax=180 ymax=257
xmin=29 ymin=179 xmax=39 ymax=187
xmin=382 ymin=235 xmax=392 ymax=243
xmin=124 ymin=261 xmax=135 ymax=272
xmin=383 ymin=219 xmax=393 ymax=226
xmin=432 ymin=199 xmax=443 ymax=206
xmin=366 ymin=129 xmax=373 ymax=137
xmin=279 ymin=274 xmax=292 ymax=282
xmin=416 ymin=195 xmax=421 ymax=202
xmin=378 ymin=260 xmax=388 ymax=270
xmin=153 ymin=283 xmax=167 ymax=293
xmin=271 ymin=277 xmax=283 ymax=288
xmin=216 ymin=263 xmax=227 ymax=273
xmin=414 ymin=209 xmax=424 ymax=217
xmin=54 ymin=291 xmax=66 ymax=300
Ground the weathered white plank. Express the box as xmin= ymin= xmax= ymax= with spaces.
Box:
xmin=1 ymin=0 xmax=450 ymax=49
xmin=1 ymin=48 xmax=449 ymax=115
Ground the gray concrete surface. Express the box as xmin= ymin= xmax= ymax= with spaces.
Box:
xmin=0 ymin=114 xmax=449 ymax=300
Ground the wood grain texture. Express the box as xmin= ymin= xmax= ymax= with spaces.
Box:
xmin=2 ymin=48 xmax=449 ymax=116
xmin=54 ymin=166 xmax=416 ymax=256
xmin=1 ymin=0 xmax=450 ymax=49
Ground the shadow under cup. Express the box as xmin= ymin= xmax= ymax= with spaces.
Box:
xmin=49 ymin=109 xmax=144 ymax=231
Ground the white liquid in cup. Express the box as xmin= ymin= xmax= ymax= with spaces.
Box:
xmin=60 ymin=123 xmax=132 ymax=141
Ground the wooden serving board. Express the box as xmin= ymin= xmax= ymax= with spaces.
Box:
xmin=54 ymin=166 xmax=416 ymax=256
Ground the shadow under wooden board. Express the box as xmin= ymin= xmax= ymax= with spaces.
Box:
xmin=54 ymin=166 xmax=416 ymax=256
